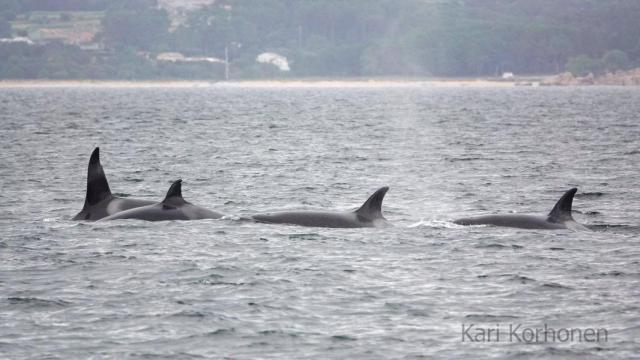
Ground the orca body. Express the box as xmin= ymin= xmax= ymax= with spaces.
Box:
xmin=453 ymin=188 xmax=589 ymax=230
xmin=100 ymin=179 xmax=223 ymax=221
xmin=252 ymin=187 xmax=390 ymax=228
xmin=73 ymin=148 xmax=154 ymax=221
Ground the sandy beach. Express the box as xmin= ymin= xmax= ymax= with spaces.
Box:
xmin=0 ymin=80 xmax=215 ymax=89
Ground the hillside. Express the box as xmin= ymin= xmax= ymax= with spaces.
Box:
xmin=1 ymin=0 xmax=639 ymax=80
xmin=10 ymin=11 xmax=103 ymax=45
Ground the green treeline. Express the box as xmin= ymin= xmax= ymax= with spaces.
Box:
xmin=1 ymin=0 xmax=639 ymax=79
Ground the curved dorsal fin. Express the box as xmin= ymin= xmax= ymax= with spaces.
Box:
xmin=547 ymin=188 xmax=577 ymax=222
xmin=355 ymin=186 xmax=389 ymax=219
xmin=162 ymin=179 xmax=187 ymax=206
xmin=84 ymin=147 xmax=112 ymax=206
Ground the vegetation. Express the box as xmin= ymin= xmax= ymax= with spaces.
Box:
xmin=566 ymin=49 xmax=632 ymax=77
xmin=102 ymin=1 xmax=170 ymax=51
xmin=1 ymin=0 xmax=639 ymax=79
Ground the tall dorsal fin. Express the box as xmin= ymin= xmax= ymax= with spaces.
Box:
xmin=162 ymin=179 xmax=187 ymax=206
xmin=355 ymin=186 xmax=389 ymax=219
xmin=547 ymin=188 xmax=577 ymax=222
xmin=84 ymin=147 xmax=112 ymax=206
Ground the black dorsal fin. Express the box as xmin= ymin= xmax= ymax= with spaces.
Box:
xmin=84 ymin=147 xmax=112 ymax=206
xmin=547 ymin=188 xmax=578 ymax=222
xmin=354 ymin=186 xmax=389 ymax=219
xmin=162 ymin=179 xmax=187 ymax=205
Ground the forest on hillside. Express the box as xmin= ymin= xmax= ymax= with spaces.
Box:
xmin=1 ymin=0 xmax=639 ymax=79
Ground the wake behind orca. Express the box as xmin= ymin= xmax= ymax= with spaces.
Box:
xmin=100 ymin=179 xmax=223 ymax=221
xmin=251 ymin=187 xmax=390 ymax=228
xmin=453 ymin=188 xmax=590 ymax=230
xmin=73 ymin=148 xmax=154 ymax=221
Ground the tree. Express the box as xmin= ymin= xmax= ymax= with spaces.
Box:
xmin=102 ymin=1 xmax=170 ymax=51
xmin=566 ymin=55 xmax=601 ymax=76
xmin=601 ymin=49 xmax=630 ymax=72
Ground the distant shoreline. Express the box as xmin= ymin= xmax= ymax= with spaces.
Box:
xmin=4 ymin=74 xmax=636 ymax=88
xmin=0 ymin=78 xmax=521 ymax=88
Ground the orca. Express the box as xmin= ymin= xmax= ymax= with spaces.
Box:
xmin=73 ymin=147 xmax=154 ymax=221
xmin=453 ymin=188 xmax=590 ymax=230
xmin=251 ymin=187 xmax=390 ymax=228
xmin=100 ymin=179 xmax=223 ymax=221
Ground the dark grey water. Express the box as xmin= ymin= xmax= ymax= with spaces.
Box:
xmin=1 ymin=85 xmax=639 ymax=359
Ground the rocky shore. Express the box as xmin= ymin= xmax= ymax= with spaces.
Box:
xmin=543 ymin=68 xmax=640 ymax=86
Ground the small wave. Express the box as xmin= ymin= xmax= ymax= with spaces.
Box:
xmin=384 ymin=302 xmax=408 ymax=311
xmin=331 ymin=334 xmax=357 ymax=341
xmin=510 ymin=347 xmax=598 ymax=358
xmin=168 ymin=311 xmax=208 ymax=318
xmin=445 ymin=157 xmax=489 ymax=162
xmin=464 ymin=314 xmax=520 ymax=322
xmin=190 ymin=273 xmax=221 ymax=283
xmin=599 ymin=270 xmax=625 ymax=277
xmin=537 ymin=282 xmax=574 ymax=290
xmin=258 ymin=329 xmax=300 ymax=338
xmin=588 ymin=224 xmax=634 ymax=229
xmin=475 ymin=243 xmax=524 ymax=249
xmin=288 ymin=233 xmax=322 ymax=240
xmin=91 ymin=221 xmax=151 ymax=229
xmin=587 ymin=224 xmax=640 ymax=234
xmin=507 ymin=275 xmax=536 ymax=284
xmin=52 ymin=198 xmax=75 ymax=203
xmin=6 ymin=297 xmax=71 ymax=308
xmin=407 ymin=219 xmax=461 ymax=228
xmin=575 ymin=192 xmax=605 ymax=198
xmin=198 ymin=281 xmax=245 ymax=286
xmin=206 ymin=328 xmax=235 ymax=336
xmin=572 ymin=210 xmax=601 ymax=216
xmin=43 ymin=218 xmax=83 ymax=229
xmin=609 ymin=323 xmax=640 ymax=335
xmin=585 ymin=270 xmax=627 ymax=279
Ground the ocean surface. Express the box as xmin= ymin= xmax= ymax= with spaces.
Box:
xmin=0 ymin=84 xmax=639 ymax=359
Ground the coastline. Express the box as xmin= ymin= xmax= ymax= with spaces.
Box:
xmin=7 ymin=73 xmax=638 ymax=88
xmin=0 ymin=78 xmax=519 ymax=89
xmin=4 ymin=69 xmax=639 ymax=89
xmin=0 ymin=80 xmax=215 ymax=88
